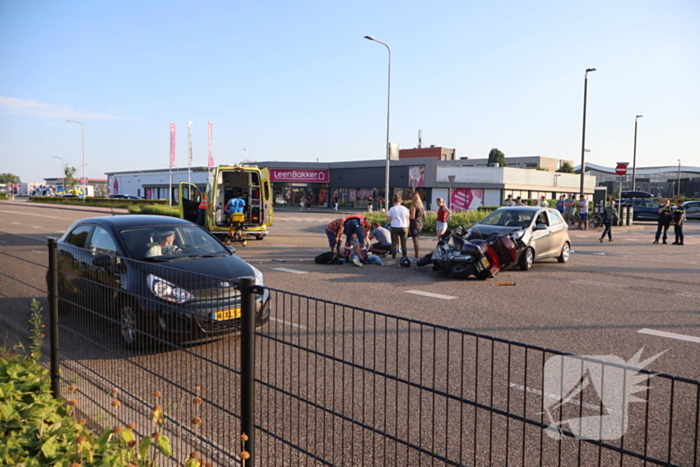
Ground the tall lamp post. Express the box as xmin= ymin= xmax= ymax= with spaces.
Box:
xmin=364 ymin=35 xmax=391 ymax=211
xmin=631 ymin=115 xmax=643 ymax=192
xmin=66 ymin=120 xmax=85 ymax=182
xmin=53 ymin=156 xmax=64 ymax=192
xmin=677 ymin=159 xmax=682 ymax=197
xmin=579 ymin=68 xmax=596 ymax=196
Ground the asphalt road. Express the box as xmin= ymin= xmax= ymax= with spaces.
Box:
xmin=1 ymin=201 xmax=699 ymax=381
xmin=1 ymin=201 xmax=699 ymax=465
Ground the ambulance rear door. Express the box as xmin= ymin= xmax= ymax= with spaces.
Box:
xmin=260 ymin=168 xmax=274 ymax=226
xmin=178 ymin=182 xmax=202 ymax=223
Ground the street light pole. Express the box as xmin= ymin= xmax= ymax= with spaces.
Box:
xmin=632 ymin=115 xmax=643 ymax=192
xmin=66 ymin=120 xmax=85 ymax=182
xmin=579 ymin=68 xmax=596 ymax=197
xmin=677 ymin=159 xmax=682 ymax=197
xmin=364 ymin=35 xmax=391 ymax=211
xmin=52 ymin=156 xmax=64 ymax=192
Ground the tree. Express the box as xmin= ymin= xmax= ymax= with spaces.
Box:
xmin=0 ymin=173 xmax=21 ymax=184
xmin=64 ymin=165 xmax=78 ymax=188
xmin=487 ymin=148 xmax=506 ymax=167
xmin=556 ymin=162 xmax=575 ymax=173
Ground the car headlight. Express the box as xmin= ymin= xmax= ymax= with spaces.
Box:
xmin=147 ymin=274 xmax=194 ymax=304
xmin=511 ymin=229 xmax=525 ymax=241
xmin=250 ymin=266 xmax=264 ymax=286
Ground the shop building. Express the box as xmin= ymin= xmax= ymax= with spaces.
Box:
xmin=107 ymin=157 xmax=595 ymax=211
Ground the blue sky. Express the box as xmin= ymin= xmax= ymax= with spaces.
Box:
xmin=1 ymin=0 xmax=699 ymax=183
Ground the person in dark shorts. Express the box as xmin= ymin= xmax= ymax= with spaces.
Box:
xmin=672 ymin=199 xmax=685 ymax=245
xmin=409 ymin=193 xmax=426 ymax=260
xmin=325 ymin=217 xmax=346 ymax=255
xmin=343 ymin=214 xmax=370 ymax=265
xmin=653 ymin=199 xmax=673 ymax=244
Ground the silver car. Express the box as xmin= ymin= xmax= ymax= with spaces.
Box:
xmin=682 ymin=201 xmax=700 ymax=220
xmin=466 ymin=207 xmax=571 ymax=270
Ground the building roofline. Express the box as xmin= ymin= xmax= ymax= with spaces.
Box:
xmin=576 ymin=162 xmax=700 ymax=175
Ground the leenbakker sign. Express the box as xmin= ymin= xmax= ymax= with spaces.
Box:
xmin=269 ymin=169 xmax=329 ymax=183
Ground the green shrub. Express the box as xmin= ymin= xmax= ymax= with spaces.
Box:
xmin=129 ymin=204 xmax=181 ymax=217
xmin=0 ymin=193 xmax=7 ymax=200
xmin=29 ymin=197 xmax=169 ymax=209
xmin=366 ymin=210 xmax=489 ymax=235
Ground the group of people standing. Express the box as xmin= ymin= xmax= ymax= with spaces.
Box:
xmin=324 ymin=192 xmax=444 ymax=267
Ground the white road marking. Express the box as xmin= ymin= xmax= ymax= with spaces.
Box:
xmin=623 ymin=238 xmax=639 ymax=241
xmin=677 ymin=292 xmax=700 ymax=299
xmin=0 ymin=209 xmax=69 ymax=220
xmin=638 ymin=328 xmax=700 ymax=344
xmin=575 ymin=235 xmax=588 ymax=238
xmin=32 ymin=250 xmax=44 ymax=254
xmin=509 ymin=383 xmax=602 ymax=412
xmin=570 ymin=280 xmax=623 ymax=288
xmin=405 ymin=290 xmax=458 ymax=300
xmin=11 ymin=222 xmax=21 ymax=224
xmin=271 ymin=268 xmax=308 ymax=274
xmin=32 ymin=226 xmax=42 ymax=229
xmin=270 ymin=317 xmax=307 ymax=329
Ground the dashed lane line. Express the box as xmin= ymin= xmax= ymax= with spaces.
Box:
xmin=638 ymin=328 xmax=700 ymax=344
xmin=271 ymin=268 xmax=308 ymax=274
xmin=405 ymin=290 xmax=458 ymax=300
xmin=270 ymin=317 xmax=307 ymax=329
xmin=570 ymin=280 xmax=624 ymax=288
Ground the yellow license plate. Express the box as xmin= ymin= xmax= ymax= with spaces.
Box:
xmin=480 ymin=257 xmax=490 ymax=268
xmin=212 ymin=308 xmax=241 ymax=321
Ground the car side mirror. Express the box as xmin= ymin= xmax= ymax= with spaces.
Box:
xmin=534 ymin=223 xmax=548 ymax=231
xmin=225 ymin=245 xmax=236 ymax=254
xmin=476 ymin=220 xmax=482 ymax=224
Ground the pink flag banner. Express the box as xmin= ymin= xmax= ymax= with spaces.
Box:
xmin=208 ymin=122 xmax=215 ymax=167
xmin=187 ymin=121 xmax=193 ymax=167
xmin=169 ymin=122 xmax=176 ymax=168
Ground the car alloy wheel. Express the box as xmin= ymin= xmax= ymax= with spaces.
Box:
xmin=557 ymin=243 xmax=570 ymax=263
xmin=519 ymin=247 xmax=534 ymax=271
xmin=120 ymin=304 xmax=140 ymax=348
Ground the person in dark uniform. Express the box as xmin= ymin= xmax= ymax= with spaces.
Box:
xmin=653 ymin=199 xmax=673 ymax=244
xmin=672 ymin=199 xmax=685 ymax=245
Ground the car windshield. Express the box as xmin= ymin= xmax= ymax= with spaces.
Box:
xmin=482 ymin=209 xmax=535 ymax=228
xmin=119 ymin=225 xmax=230 ymax=261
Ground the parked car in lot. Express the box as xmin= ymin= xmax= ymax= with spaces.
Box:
xmin=683 ymin=200 xmax=700 ymax=220
xmin=619 ymin=199 xmax=661 ymax=221
xmin=53 ymin=215 xmax=269 ymax=349
xmin=465 ymin=206 xmax=571 ymax=270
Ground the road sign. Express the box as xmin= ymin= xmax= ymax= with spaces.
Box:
xmin=615 ymin=162 xmax=628 ymax=176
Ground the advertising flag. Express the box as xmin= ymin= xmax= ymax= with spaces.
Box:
xmin=187 ymin=121 xmax=193 ymax=167
xmin=169 ymin=122 xmax=176 ymax=168
xmin=207 ymin=121 xmax=215 ymax=167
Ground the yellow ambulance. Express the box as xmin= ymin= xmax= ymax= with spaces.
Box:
xmin=179 ymin=165 xmax=273 ymax=240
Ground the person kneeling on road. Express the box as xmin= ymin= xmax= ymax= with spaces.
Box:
xmin=368 ymin=222 xmax=392 ymax=257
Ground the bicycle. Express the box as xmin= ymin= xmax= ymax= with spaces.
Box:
xmin=570 ymin=211 xmax=602 ymax=229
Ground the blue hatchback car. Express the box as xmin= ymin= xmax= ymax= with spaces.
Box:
xmin=619 ymin=199 xmax=661 ymax=221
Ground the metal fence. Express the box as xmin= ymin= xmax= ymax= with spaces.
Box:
xmin=1 ymin=231 xmax=699 ymax=466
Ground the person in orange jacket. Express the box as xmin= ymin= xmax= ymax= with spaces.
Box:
xmin=196 ymin=194 xmax=208 ymax=226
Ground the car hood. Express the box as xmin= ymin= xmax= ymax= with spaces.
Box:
xmin=133 ymin=254 xmax=255 ymax=284
xmin=467 ymin=224 xmax=522 ymax=240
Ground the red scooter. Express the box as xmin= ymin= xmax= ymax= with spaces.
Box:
xmin=417 ymin=229 xmax=519 ymax=280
